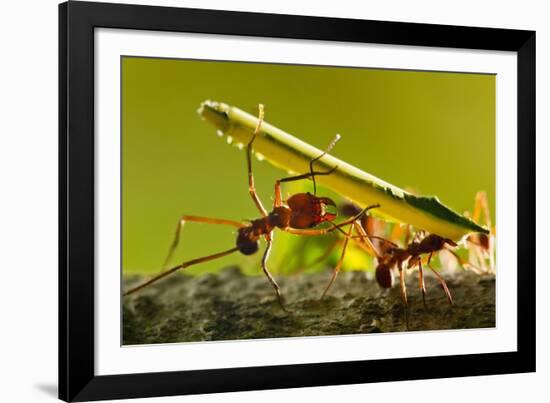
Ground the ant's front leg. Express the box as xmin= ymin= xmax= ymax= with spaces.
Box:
xmin=246 ymin=104 xmax=268 ymax=217
xmin=273 ymin=166 xmax=338 ymax=207
xmin=273 ymin=133 xmax=340 ymax=207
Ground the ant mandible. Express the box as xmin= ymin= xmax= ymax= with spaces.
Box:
xmin=123 ymin=104 xmax=379 ymax=312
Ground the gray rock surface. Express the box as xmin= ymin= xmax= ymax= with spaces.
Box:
xmin=123 ymin=267 xmax=495 ymax=345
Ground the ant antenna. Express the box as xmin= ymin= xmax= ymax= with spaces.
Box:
xmin=254 ymin=104 xmax=265 ymax=135
xmin=310 ymin=133 xmax=341 ymax=195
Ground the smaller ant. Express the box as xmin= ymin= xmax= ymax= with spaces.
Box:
xmin=374 ymin=233 xmax=457 ymax=311
xmin=463 ymin=191 xmax=495 ymax=274
xmin=338 ymin=199 xmax=489 ymax=308
xmin=123 ymin=105 xmax=379 ymax=312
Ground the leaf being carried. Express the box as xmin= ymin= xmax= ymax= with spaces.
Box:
xmin=198 ymin=100 xmax=489 ymax=241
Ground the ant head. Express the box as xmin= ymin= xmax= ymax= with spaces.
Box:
xmin=286 ymin=192 xmax=337 ymax=229
xmin=477 ymin=233 xmax=490 ymax=250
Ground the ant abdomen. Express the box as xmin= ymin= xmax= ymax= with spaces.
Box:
xmin=376 ymin=264 xmax=394 ymax=288
xmin=238 ymin=240 xmax=259 ymax=255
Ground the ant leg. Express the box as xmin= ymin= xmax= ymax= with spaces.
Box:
xmin=304 ymin=233 xmax=342 ymax=271
xmin=465 ymin=235 xmax=488 ymax=273
xmin=418 ymin=259 xmax=428 ymax=310
xmin=445 ymin=248 xmax=484 ymax=275
xmin=163 ymin=215 xmax=245 ymax=270
xmin=246 ymin=104 xmax=268 ymax=216
xmin=353 ymin=220 xmax=382 ymax=259
xmin=261 ymin=232 xmax=291 ymax=313
xmin=473 ymin=191 xmax=492 ymax=228
xmin=389 ymin=223 xmax=410 ymax=248
xmin=273 ymin=134 xmax=341 ymax=205
xmin=399 ymin=263 xmax=408 ymax=306
xmin=285 ymin=227 xmax=335 ymax=237
xmin=320 ymin=223 xmax=354 ymax=299
xmin=124 ymin=247 xmax=239 ymax=296
xmin=278 ymin=167 xmax=338 ymax=186
xmin=398 ymin=262 xmax=410 ymax=329
xmin=473 ymin=191 xmax=495 ymax=273
xmin=273 ymin=166 xmax=338 ymax=208
xmin=404 ymin=224 xmax=411 ymax=247
xmin=427 ymin=252 xmax=453 ymax=305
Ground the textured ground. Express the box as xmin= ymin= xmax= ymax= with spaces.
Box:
xmin=122 ymin=267 xmax=495 ymax=345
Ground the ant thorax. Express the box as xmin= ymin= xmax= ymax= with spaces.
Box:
xmin=235 ymin=208 xmax=292 ymax=256
xmin=407 ymin=234 xmax=456 ymax=256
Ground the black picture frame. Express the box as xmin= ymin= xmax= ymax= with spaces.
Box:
xmin=59 ymin=1 xmax=536 ymax=401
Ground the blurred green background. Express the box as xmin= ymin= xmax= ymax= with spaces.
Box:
xmin=122 ymin=57 xmax=495 ymax=276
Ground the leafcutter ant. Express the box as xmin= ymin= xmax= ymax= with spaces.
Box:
xmin=463 ymin=191 xmax=495 ymax=274
xmin=123 ymin=105 xmax=379 ymax=312
xmin=324 ymin=199 xmax=490 ymax=323
xmin=373 ymin=233 xmax=456 ymax=308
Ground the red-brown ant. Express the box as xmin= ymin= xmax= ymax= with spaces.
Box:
xmin=123 ymin=105 xmax=379 ymax=312
xmin=374 ymin=233 xmax=456 ymax=308
xmin=464 ymin=191 xmax=495 ymax=274
xmin=325 ymin=201 xmax=486 ymax=320
xmin=372 ymin=192 xmax=494 ymax=313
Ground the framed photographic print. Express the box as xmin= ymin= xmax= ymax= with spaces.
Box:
xmin=59 ymin=1 xmax=535 ymax=401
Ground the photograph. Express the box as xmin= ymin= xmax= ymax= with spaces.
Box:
xmin=121 ymin=56 xmax=496 ymax=345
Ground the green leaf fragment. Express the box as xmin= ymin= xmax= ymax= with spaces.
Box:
xmin=198 ymin=100 xmax=489 ymax=241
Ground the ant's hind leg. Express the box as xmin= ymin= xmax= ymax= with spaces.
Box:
xmin=398 ymin=263 xmax=410 ymax=329
xmin=417 ymin=260 xmax=428 ymax=310
xmin=246 ymin=104 xmax=268 ymax=216
xmin=320 ymin=223 xmax=354 ymax=300
xmin=261 ymin=233 xmax=291 ymax=313
xmin=124 ymin=246 xmax=239 ymax=297
xmin=427 ymin=253 xmax=454 ymax=305
xmin=445 ymin=248 xmax=484 ymax=275
xmin=163 ymin=215 xmax=245 ymax=270
xmin=473 ymin=191 xmax=492 ymax=229
xmin=473 ymin=191 xmax=495 ymax=273
xmin=399 ymin=264 xmax=408 ymax=306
